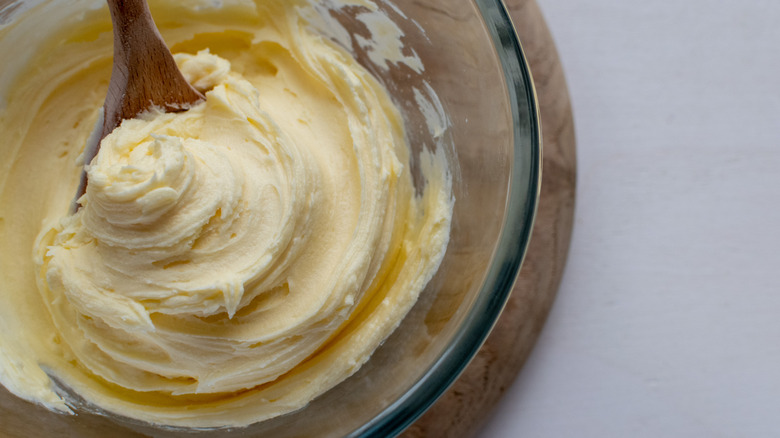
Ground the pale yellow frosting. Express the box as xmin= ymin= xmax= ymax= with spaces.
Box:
xmin=0 ymin=0 xmax=451 ymax=428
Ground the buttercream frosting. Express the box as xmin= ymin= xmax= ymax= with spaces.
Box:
xmin=0 ymin=0 xmax=451 ymax=428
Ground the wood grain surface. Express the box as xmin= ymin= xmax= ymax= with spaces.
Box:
xmin=402 ymin=0 xmax=577 ymax=436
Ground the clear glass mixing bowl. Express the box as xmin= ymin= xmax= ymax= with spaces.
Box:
xmin=0 ymin=0 xmax=540 ymax=436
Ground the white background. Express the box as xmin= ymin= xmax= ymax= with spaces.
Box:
xmin=479 ymin=1 xmax=780 ymax=437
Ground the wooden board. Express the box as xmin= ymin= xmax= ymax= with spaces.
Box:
xmin=402 ymin=0 xmax=577 ymax=436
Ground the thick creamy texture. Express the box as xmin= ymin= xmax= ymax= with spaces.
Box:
xmin=0 ymin=0 xmax=451 ymax=428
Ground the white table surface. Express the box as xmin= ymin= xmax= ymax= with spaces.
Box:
xmin=478 ymin=1 xmax=780 ymax=437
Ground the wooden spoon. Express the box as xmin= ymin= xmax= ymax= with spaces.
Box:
xmin=72 ymin=0 xmax=204 ymax=211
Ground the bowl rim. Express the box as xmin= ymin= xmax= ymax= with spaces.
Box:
xmin=350 ymin=0 xmax=543 ymax=436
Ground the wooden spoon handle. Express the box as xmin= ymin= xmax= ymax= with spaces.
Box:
xmin=102 ymin=0 xmax=204 ymax=138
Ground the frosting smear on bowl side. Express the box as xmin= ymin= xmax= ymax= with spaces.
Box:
xmin=0 ymin=0 xmax=452 ymax=428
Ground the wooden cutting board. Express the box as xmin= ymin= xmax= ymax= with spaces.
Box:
xmin=402 ymin=0 xmax=577 ymax=436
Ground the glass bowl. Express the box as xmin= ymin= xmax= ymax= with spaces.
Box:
xmin=0 ymin=0 xmax=540 ymax=436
